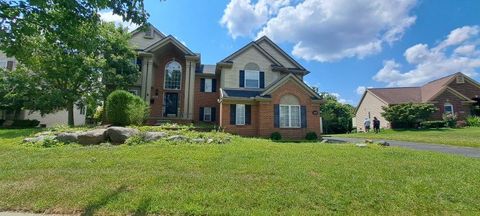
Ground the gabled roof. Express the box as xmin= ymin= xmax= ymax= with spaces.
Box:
xmin=219 ymin=41 xmax=283 ymax=66
xmin=255 ymin=36 xmax=306 ymax=70
xmin=362 ymin=72 xmax=478 ymax=106
xmin=130 ymin=24 xmax=166 ymax=38
xmin=261 ymin=73 xmax=321 ymax=99
xmin=144 ymin=35 xmax=197 ymax=56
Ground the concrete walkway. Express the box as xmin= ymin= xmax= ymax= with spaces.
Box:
xmin=326 ymin=136 xmax=480 ymax=158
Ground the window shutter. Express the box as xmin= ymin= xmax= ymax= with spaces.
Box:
xmin=6 ymin=61 xmax=14 ymax=71
xmin=230 ymin=104 xmax=236 ymax=125
xmin=200 ymin=78 xmax=205 ymax=92
xmin=274 ymin=104 xmax=279 ymax=128
xmin=245 ymin=105 xmax=251 ymax=125
xmin=200 ymin=107 xmax=204 ymax=121
xmin=239 ymin=70 xmax=245 ymax=87
xmin=212 ymin=79 xmax=217 ymax=92
xmin=259 ymin=72 xmax=265 ymax=88
xmin=301 ymin=106 xmax=307 ymax=128
xmin=211 ymin=107 xmax=216 ymax=122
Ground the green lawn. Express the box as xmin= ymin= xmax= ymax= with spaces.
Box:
xmin=336 ymin=127 xmax=480 ymax=148
xmin=1 ymin=129 xmax=480 ymax=215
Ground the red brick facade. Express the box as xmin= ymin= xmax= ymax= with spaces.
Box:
xmin=220 ymin=80 xmax=321 ymax=139
xmin=193 ymin=75 xmax=220 ymax=124
xmin=430 ymin=80 xmax=480 ymax=120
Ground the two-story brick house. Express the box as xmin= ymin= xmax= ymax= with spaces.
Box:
xmin=131 ymin=25 xmax=323 ymax=139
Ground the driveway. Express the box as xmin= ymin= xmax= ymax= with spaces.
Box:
xmin=326 ymin=136 xmax=480 ymax=158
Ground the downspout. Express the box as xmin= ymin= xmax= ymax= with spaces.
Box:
xmin=144 ymin=59 xmax=149 ymax=101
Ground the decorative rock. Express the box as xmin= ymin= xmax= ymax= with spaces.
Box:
xmin=320 ymin=139 xmax=328 ymax=143
xmin=77 ymin=129 xmax=107 ymax=145
xmin=356 ymin=143 xmax=368 ymax=148
xmin=364 ymin=139 xmax=373 ymax=144
xmin=106 ymin=127 xmax=139 ymax=144
xmin=377 ymin=140 xmax=390 ymax=146
xmin=144 ymin=132 xmax=167 ymax=142
xmin=56 ymin=132 xmax=79 ymax=143
xmin=191 ymin=138 xmax=205 ymax=143
xmin=206 ymin=138 xmax=214 ymax=144
xmin=23 ymin=135 xmax=55 ymax=143
xmin=166 ymin=135 xmax=188 ymax=142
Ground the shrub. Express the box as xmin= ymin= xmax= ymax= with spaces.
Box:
xmin=11 ymin=119 xmax=40 ymax=128
xmin=106 ymin=90 xmax=149 ymax=126
xmin=93 ymin=106 xmax=104 ymax=124
xmin=420 ymin=120 xmax=446 ymax=129
xmin=442 ymin=113 xmax=457 ymax=128
xmin=305 ymin=132 xmax=318 ymax=140
xmin=381 ymin=103 xmax=438 ymax=129
xmin=466 ymin=116 xmax=480 ymax=127
xmin=125 ymin=134 xmax=147 ymax=146
xmin=0 ymin=119 xmax=4 ymax=126
xmin=270 ymin=132 xmax=282 ymax=141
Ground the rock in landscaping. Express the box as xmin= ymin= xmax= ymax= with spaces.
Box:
xmin=206 ymin=138 xmax=214 ymax=144
xmin=23 ymin=135 xmax=55 ymax=143
xmin=144 ymin=132 xmax=167 ymax=142
xmin=106 ymin=127 xmax=139 ymax=144
xmin=77 ymin=129 xmax=107 ymax=145
xmin=356 ymin=143 xmax=368 ymax=148
xmin=364 ymin=139 xmax=373 ymax=144
xmin=166 ymin=135 xmax=188 ymax=142
xmin=56 ymin=132 xmax=79 ymax=143
xmin=191 ymin=138 xmax=205 ymax=143
xmin=377 ymin=140 xmax=390 ymax=146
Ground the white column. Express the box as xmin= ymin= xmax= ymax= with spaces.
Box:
xmin=145 ymin=58 xmax=154 ymax=103
xmin=183 ymin=60 xmax=196 ymax=119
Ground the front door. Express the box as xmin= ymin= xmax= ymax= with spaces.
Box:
xmin=164 ymin=93 xmax=179 ymax=117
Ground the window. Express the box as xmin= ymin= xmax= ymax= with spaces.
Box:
xmin=236 ymin=104 xmax=245 ymax=125
xmin=144 ymin=27 xmax=154 ymax=38
xmin=204 ymin=107 xmax=212 ymax=122
xmin=164 ymin=61 xmax=182 ymax=90
xmin=456 ymin=75 xmax=465 ymax=84
xmin=280 ymin=105 xmax=301 ymax=128
xmin=444 ymin=103 xmax=454 ymax=114
xmin=245 ymin=70 xmax=259 ymax=88
xmin=205 ymin=79 xmax=212 ymax=92
xmin=80 ymin=106 xmax=86 ymax=115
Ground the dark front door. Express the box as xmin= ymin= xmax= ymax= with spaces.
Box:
xmin=164 ymin=93 xmax=179 ymax=117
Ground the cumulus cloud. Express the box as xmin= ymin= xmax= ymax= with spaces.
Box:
xmin=356 ymin=86 xmax=372 ymax=95
xmin=99 ymin=11 xmax=139 ymax=32
xmin=373 ymin=25 xmax=480 ymax=87
xmin=221 ymin=0 xmax=417 ymax=62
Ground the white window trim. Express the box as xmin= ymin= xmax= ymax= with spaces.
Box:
xmin=164 ymin=61 xmax=182 ymax=90
xmin=280 ymin=105 xmax=301 ymax=128
xmin=204 ymin=107 xmax=212 ymax=122
xmin=244 ymin=70 xmax=260 ymax=88
xmin=456 ymin=76 xmax=465 ymax=84
xmin=205 ymin=78 xmax=213 ymax=92
xmin=235 ymin=104 xmax=246 ymax=125
xmin=444 ymin=103 xmax=454 ymax=114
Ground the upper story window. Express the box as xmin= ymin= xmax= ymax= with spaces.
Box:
xmin=444 ymin=103 xmax=454 ymax=114
xmin=456 ymin=75 xmax=465 ymax=84
xmin=164 ymin=61 xmax=182 ymax=90
xmin=205 ymin=78 xmax=213 ymax=92
xmin=245 ymin=70 xmax=260 ymax=88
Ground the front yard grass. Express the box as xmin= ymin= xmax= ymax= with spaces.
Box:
xmin=336 ymin=127 xmax=480 ymax=148
xmin=0 ymin=128 xmax=480 ymax=214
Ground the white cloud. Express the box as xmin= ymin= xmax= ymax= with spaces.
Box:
xmin=373 ymin=25 xmax=480 ymax=87
xmin=99 ymin=11 xmax=139 ymax=32
xmin=331 ymin=93 xmax=353 ymax=104
xmin=220 ymin=0 xmax=290 ymax=39
xmin=356 ymin=86 xmax=372 ymax=95
xmin=221 ymin=0 xmax=417 ymax=62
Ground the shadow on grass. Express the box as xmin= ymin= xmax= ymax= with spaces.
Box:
xmin=0 ymin=128 xmax=43 ymax=138
xmin=133 ymin=197 xmax=152 ymax=216
xmin=81 ymin=185 xmax=127 ymax=216
xmin=391 ymin=128 xmax=454 ymax=132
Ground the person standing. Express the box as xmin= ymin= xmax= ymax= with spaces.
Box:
xmin=373 ymin=117 xmax=380 ymax=133
xmin=364 ymin=117 xmax=371 ymax=133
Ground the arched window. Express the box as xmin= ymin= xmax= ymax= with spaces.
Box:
xmin=244 ymin=62 xmax=260 ymax=88
xmin=279 ymin=94 xmax=301 ymax=128
xmin=444 ymin=102 xmax=454 ymax=114
xmin=164 ymin=61 xmax=182 ymax=89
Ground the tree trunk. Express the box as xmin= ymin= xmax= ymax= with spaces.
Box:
xmin=67 ymin=102 xmax=75 ymax=126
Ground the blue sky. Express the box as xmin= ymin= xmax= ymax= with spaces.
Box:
xmin=102 ymin=0 xmax=480 ymax=105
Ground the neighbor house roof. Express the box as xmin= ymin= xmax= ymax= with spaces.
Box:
xmin=360 ymin=72 xmax=476 ymax=107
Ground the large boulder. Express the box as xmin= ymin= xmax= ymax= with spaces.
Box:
xmin=56 ymin=132 xmax=79 ymax=143
xmin=106 ymin=127 xmax=139 ymax=144
xmin=77 ymin=129 xmax=107 ymax=145
xmin=144 ymin=132 xmax=167 ymax=142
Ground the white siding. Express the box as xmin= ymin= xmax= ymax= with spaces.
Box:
xmin=355 ymin=91 xmax=390 ymax=131
xmin=220 ymin=46 xmax=282 ymax=88
xmin=23 ymin=107 xmax=86 ymax=127
xmin=129 ymin=31 xmax=164 ymax=50
xmin=257 ymin=40 xmax=296 ymax=68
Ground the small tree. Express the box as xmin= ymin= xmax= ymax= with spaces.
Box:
xmin=106 ymin=90 xmax=149 ymax=126
xmin=381 ymin=103 xmax=438 ymax=128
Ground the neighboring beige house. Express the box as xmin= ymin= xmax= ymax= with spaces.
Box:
xmin=356 ymin=72 xmax=480 ymax=131
xmin=0 ymin=52 xmax=86 ymax=127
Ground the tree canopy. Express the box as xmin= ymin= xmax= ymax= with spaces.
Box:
xmin=381 ymin=103 xmax=438 ymax=128
xmin=319 ymin=92 xmax=355 ymax=134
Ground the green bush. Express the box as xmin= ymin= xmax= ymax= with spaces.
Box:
xmin=466 ymin=116 xmax=480 ymax=127
xmin=305 ymin=132 xmax=318 ymax=140
xmin=106 ymin=90 xmax=149 ymax=126
xmin=420 ymin=120 xmax=446 ymax=129
xmin=270 ymin=132 xmax=282 ymax=141
xmin=442 ymin=113 xmax=457 ymax=128
xmin=0 ymin=119 xmax=4 ymax=126
xmin=382 ymin=103 xmax=438 ymax=129
xmin=11 ymin=119 xmax=40 ymax=128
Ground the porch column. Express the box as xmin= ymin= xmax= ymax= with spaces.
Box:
xmin=140 ymin=57 xmax=153 ymax=102
xmin=183 ymin=58 xmax=196 ymax=120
